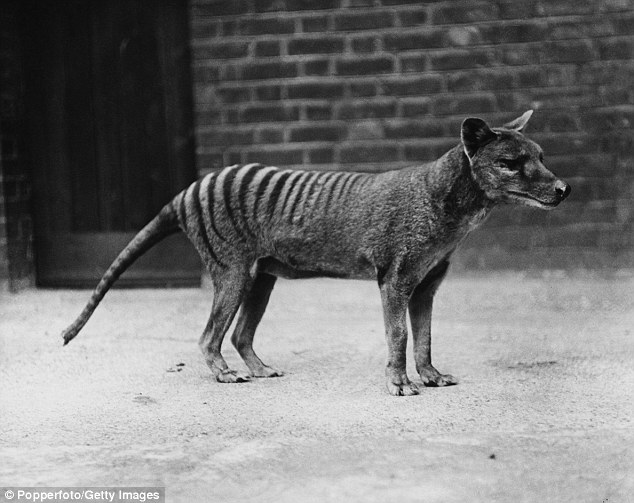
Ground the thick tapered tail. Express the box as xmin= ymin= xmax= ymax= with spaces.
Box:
xmin=61 ymin=201 xmax=181 ymax=346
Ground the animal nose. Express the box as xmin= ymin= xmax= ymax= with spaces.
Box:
xmin=554 ymin=180 xmax=571 ymax=200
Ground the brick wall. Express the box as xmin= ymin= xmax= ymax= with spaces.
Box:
xmin=189 ymin=0 xmax=634 ymax=270
xmin=0 ymin=2 xmax=34 ymax=291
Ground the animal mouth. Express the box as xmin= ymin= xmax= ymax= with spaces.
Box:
xmin=507 ymin=191 xmax=559 ymax=207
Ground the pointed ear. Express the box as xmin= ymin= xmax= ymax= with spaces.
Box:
xmin=461 ymin=117 xmax=498 ymax=159
xmin=503 ymin=110 xmax=533 ymax=131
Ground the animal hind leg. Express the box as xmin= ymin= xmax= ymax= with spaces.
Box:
xmin=200 ymin=268 xmax=252 ymax=383
xmin=231 ymin=272 xmax=283 ymax=378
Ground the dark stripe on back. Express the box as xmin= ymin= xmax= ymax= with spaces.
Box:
xmin=177 ymin=190 xmax=188 ymax=229
xmin=206 ymin=172 xmax=227 ymax=242
xmin=298 ymin=171 xmax=327 ymax=225
xmin=287 ymin=172 xmax=317 ymax=223
xmin=222 ymin=166 xmax=244 ymax=239
xmin=267 ymin=171 xmax=294 ymax=220
xmin=322 ymin=172 xmax=344 ymax=213
xmin=253 ymin=169 xmax=277 ymax=224
xmin=237 ymin=165 xmax=261 ymax=238
xmin=345 ymin=173 xmax=362 ymax=196
xmin=192 ymin=179 xmax=224 ymax=267
xmin=337 ymin=173 xmax=356 ymax=202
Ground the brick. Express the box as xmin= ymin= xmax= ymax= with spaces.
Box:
xmin=530 ymin=133 xmax=597 ymax=156
xmin=286 ymin=0 xmax=339 ymax=10
xmin=336 ymin=100 xmax=397 ymax=120
xmin=255 ymin=85 xmax=283 ymax=101
xmin=403 ymin=139 xmax=457 ymax=162
xmin=347 ymin=120 xmax=384 ymax=141
xmin=430 ymin=49 xmax=496 ymax=71
xmin=216 ymin=86 xmax=251 ymax=103
xmin=255 ymin=41 xmax=281 ymax=57
xmin=480 ymin=21 xmax=548 ymax=44
xmin=287 ymin=82 xmax=345 ymax=99
xmin=335 ymin=56 xmax=393 ymax=76
xmin=253 ymin=0 xmax=286 ymax=12
xmin=399 ymin=98 xmax=432 ymax=117
xmin=600 ymin=38 xmax=634 ymax=60
xmin=614 ymin=13 xmax=634 ymax=34
xmin=432 ymin=94 xmax=498 ymax=116
xmin=309 ymin=148 xmax=334 ymax=164
xmin=301 ymin=16 xmax=330 ymax=32
xmin=191 ymin=21 xmax=220 ymax=39
xmin=442 ymin=26 xmax=483 ymax=47
xmin=339 ymin=144 xmax=399 ymax=164
xmin=198 ymin=129 xmax=254 ymax=146
xmin=241 ymin=61 xmax=298 ymax=81
xmin=289 ymin=125 xmax=343 ymax=142
xmin=537 ymin=0 xmax=595 ymax=15
xmin=546 ymin=113 xmax=580 ymax=133
xmin=581 ymin=107 xmax=634 ymax=132
xmin=351 ymin=36 xmax=378 ymax=53
xmin=238 ymin=18 xmax=295 ymax=36
xmin=548 ymin=19 xmax=616 ymax=39
xmin=334 ymin=12 xmax=394 ymax=31
xmin=599 ymin=132 xmax=634 ymax=155
xmin=382 ymin=75 xmax=443 ymax=96
xmin=448 ymin=69 xmax=515 ymax=92
xmin=542 ymin=40 xmax=597 ymax=64
xmin=397 ymin=8 xmax=428 ymax=27
xmin=305 ymin=104 xmax=332 ymax=120
xmin=432 ymin=2 xmax=499 ymax=24
xmin=382 ymin=0 xmax=425 ymax=5
xmin=255 ymin=128 xmax=285 ymax=144
xmin=192 ymin=1 xmax=251 ymax=16
xmin=304 ymin=59 xmax=330 ymax=76
xmin=547 ymin=154 xmax=616 ymax=178
xmin=500 ymin=46 xmax=540 ymax=66
xmin=193 ymin=41 xmax=249 ymax=60
xmin=227 ymin=152 xmax=242 ymax=165
xmin=348 ymin=81 xmax=377 ymax=98
xmin=384 ymin=30 xmax=444 ymax=51
xmin=400 ymin=54 xmax=427 ymax=73
xmin=384 ymin=119 xmax=444 ymax=139
xmin=515 ymin=65 xmax=577 ymax=88
xmin=288 ymin=37 xmax=345 ymax=55
xmin=245 ymin=148 xmax=304 ymax=166
xmin=237 ymin=104 xmax=301 ymax=123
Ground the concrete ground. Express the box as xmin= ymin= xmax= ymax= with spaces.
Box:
xmin=1 ymin=273 xmax=633 ymax=502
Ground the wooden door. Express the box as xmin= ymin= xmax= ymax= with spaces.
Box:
xmin=21 ymin=0 xmax=201 ymax=287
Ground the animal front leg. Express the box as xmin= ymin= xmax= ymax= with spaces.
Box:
xmin=408 ymin=261 xmax=457 ymax=387
xmin=379 ymin=281 xmax=419 ymax=396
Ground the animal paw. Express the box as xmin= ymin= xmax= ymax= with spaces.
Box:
xmin=385 ymin=377 xmax=419 ymax=396
xmin=418 ymin=366 xmax=457 ymax=387
xmin=216 ymin=369 xmax=251 ymax=383
xmin=250 ymin=365 xmax=284 ymax=378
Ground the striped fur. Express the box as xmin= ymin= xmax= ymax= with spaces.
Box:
xmin=60 ymin=112 xmax=571 ymax=395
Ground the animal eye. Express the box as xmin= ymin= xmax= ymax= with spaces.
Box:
xmin=499 ymin=159 xmax=519 ymax=170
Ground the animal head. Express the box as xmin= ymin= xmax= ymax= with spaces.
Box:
xmin=461 ymin=110 xmax=571 ymax=209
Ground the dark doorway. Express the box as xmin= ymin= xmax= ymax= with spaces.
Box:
xmin=21 ymin=0 xmax=201 ymax=287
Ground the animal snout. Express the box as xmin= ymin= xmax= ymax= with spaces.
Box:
xmin=554 ymin=180 xmax=571 ymax=200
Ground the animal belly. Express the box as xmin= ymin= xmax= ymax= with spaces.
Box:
xmin=257 ymin=254 xmax=375 ymax=280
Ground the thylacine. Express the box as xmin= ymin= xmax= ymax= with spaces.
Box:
xmin=61 ymin=110 xmax=570 ymax=396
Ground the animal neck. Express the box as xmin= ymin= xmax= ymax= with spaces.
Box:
xmin=425 ymin=146 xmax=494 ymax=225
